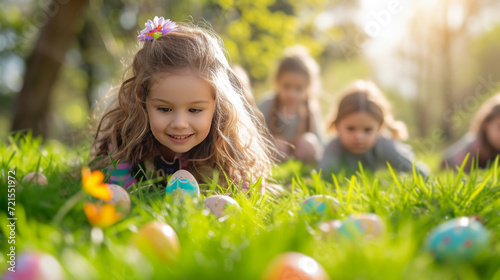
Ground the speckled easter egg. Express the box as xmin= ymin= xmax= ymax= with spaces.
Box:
xmin=204 ymin=195 xmax=241 ymax=218
xmin=133 ymin=221 xmax=180 ymax=263
xmin=107 ymin=184 xmax=131 ymax=217
xmin=300 ymin=195 xmax=339 ymax=215
xmin=3 ymin=252 xmax=64 ymax=280
xmin=22 ymin=172 xmax=48 ymax=186
xmin=426 ymin=217 xmax=489 ymax=262
xmin=165 ymin=170 xmax=200 ymax=198
xmin=262 ymin=252 xmax=330 ymax=280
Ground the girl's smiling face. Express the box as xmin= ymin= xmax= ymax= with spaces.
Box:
xmin=336 ymin=112 xmax=382 ymax=154
xmin=146 ymin=71 xmax=215 ymax=155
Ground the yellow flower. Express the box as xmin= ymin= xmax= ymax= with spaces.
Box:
xmin=82 ymin=166 xmax=113 ymax=201
xmin=84 ymin=202 xmax=121 ymax=228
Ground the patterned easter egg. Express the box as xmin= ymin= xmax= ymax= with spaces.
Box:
xmin=300 ymin=195 xmax=339 ymax=215
xmin=319 ymin=213 xmax=384 ymax=239
xmin=22 ymin=172 xmax=48 ymax=186
xmin=3 ymin=252 xmax=64 ymax=280
xmin=204 ymin=195 xmax=242 ymax=218
xmin=133 ymin=221 xmax=180 ymax=263
xmin=262 ymin=252 xmax=330 ymax=280
xmin=426 ymin=217 xmax=489 ymax=262
xmin=165 ymin=170 xmax=200 ymax=198
xmin=318 ymin=219 xmax=346 ymax=239
xmin=107 ymin=184 xmax=131 ymax=217
xmin=347 ymin=213 xmax=385 ymax=237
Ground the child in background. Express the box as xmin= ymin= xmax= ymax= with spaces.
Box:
xmin=90 ymin=17 xmax=276 ymax=190
xmin=319 ymin=80 xmax=428 ymax=177
xmin=258 ymin=46 xmax=323 ymax=164
xmin=442 ymin=94 xmax=500 ymax=172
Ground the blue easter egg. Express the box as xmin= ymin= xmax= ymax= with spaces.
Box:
xmin=426 ymin=217 xmax=489 ymax=262
xmin=300 ymin=195 xmax=339 ymax=215
xmin=165 ymin=170 xmax=200 ymax=198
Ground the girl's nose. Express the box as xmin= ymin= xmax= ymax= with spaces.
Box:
xmin=355 ymin=131 xmax=364 ymax=140
xmin=171 ymin=113 xmax=189 ymax=129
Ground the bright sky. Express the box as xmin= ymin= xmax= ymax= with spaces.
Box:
xmin=357 ymin=0 xmax=427 ymax=98
xmin=358 ymin=0 xmax=500 ymax=98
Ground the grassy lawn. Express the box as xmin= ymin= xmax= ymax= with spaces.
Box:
xmin=1 ymin=133 xmax=500 ymax=279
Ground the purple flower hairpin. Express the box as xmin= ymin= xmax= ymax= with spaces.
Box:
xmin=137 ymin=16 xmax=177 ymax=41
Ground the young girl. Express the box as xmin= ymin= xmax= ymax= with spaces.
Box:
xmin=90 ymin=17 xmax=276 ymax=190
xmin=258 ymin=46 xmax=323 ymax=164
xmin=319 ymin=80 xmax=428 ymax=177
xmin=442 ymin=93 xmax=500 ymax=172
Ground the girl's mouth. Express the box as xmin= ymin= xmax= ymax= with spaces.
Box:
xmin=168 ymin=134 xmax=194 ymax=143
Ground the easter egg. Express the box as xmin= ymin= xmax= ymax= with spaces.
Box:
xmin=204 ymin=195 xmax=242 ymax=218
xmin=318 ymin=219 xmax=346 ymax=238
xmin=426 ymin=217 xmax=489 ymax=262
xmin=347 ymin=213 xmax=385 ymax=237
xmin=22 ymin=172 xmax=48 ymax=186
xmin=3 ymin=252 xmax=64 ymax=280
xmin=133 ymin=221 xmax=180 ymax=263
xmin=319 ymin=213 xmax=384 ymax=239
xmin=165 ymin=170 xmax=200 ymax=198
xmin=107 ymin=184 xmax=131 ymax=217
xmin=262 ymin=252 xmax=330 ymax=280
xmin=300 ymin=195 xmax=339 ymax=215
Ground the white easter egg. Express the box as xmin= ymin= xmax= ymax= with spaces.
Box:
xmin=107 ymin=184 xmax=131 ymax=217
xmin=204 ymin=195 xmax=241 ymax=218
xmin=22 ymin=172 xmax=48 ymax=186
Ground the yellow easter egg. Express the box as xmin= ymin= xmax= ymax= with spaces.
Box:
xmin=133 ymin=221 xmax=180 ymax=263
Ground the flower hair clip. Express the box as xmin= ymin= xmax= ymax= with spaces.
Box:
xmin=137 ymin=16 xmax=177 ymax=41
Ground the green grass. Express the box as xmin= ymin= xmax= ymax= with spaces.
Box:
xmin=1 ymin=132 xmax=500 ymax=279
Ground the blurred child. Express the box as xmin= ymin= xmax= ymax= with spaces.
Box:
xmin=442 ymin=93 xmax=500 ymax=172
xmin=319 ymin=80 xmax=428 ymax=177
xmin=90 ymin=17 xmax=276 ymax=190
xmin=258 ymin=46 xmax=323 ymax=164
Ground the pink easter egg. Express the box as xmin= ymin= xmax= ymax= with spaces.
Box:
xmin=3 ymin=252 xmax=64 ymax=280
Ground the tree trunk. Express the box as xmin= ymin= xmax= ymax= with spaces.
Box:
xmin=11 ymin=0 xmax=89 ymax=138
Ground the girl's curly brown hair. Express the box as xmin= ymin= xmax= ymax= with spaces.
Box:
xmin=90 ymin=22 xmax=276 ymax=187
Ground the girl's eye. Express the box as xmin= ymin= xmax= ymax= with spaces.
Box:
xmin=347 ymin=127 xmax=355 ymax=132
xmin=189 ymin=109 xmax=202 ymax=113
xmin=157 ymin=108 xmax=171 ymax=112
xmin=365 ymin=128 xmax=373 ymax=133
